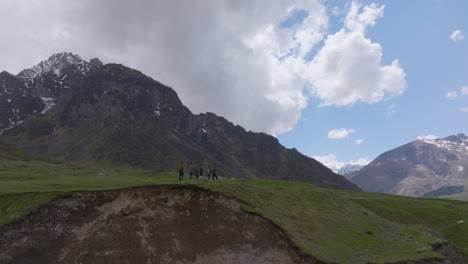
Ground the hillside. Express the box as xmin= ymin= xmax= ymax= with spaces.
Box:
xmin=0 ymin=53 xmax=358 ymax=191
xmin=0 ymin=156 xmax=467 ymax=263
xmin=349 ymin=134 xmax=468 ymax=197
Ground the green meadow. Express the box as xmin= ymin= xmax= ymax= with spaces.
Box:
xmin=0 ymin=156 xmax=467 ymax=263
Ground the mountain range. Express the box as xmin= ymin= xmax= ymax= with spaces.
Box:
xmin=0 ymin=52 xmax=359 ymax=191
xmin=348 ymin=134 xmax=468 ymax=198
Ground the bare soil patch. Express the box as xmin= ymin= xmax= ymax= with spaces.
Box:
xmin=0 ymin=185 xmax=318 ymax=264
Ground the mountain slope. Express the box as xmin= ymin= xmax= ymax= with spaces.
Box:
xmin=349 ymin=134 xmax=468 ymax=196
xmin=1 ymin=54 xmax=358 ymax=191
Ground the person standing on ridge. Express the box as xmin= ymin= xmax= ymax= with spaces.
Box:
xmin=189 ymin=162 xmax=194 ymax=180
xmin=199 ymin=166 xmax=204 ymax=179
xmin=207 ymin=166 xmax=211 ymax=179
xmin=195 ymin=167 xmax=200 ymax=179
xmin=177 ymin=162 xmax=184 ymax=181
xmin=212 ymin=167 xmax=218 ymax=180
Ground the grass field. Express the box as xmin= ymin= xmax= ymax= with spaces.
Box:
xmin=0 ymin=157 xmax=467 ymax=264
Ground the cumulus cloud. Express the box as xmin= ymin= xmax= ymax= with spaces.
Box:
xmin=305 ymin=2 xmax=406 ymax=106
xmin=446 ymin=86 xmax=468 ymax=100
xmin=328 ymin=128 xmax=356 ymax=139
xmin=313 ymin=154 xmax=370 ymax=172
xmin=355 ymin=139 xmax=364 ymax=144
xmin=417 ymin=134 xmax=438 ymax=140
xmin=459 ymin=107 xmax=468 ymax=113
xmin=0 ymin=0 xmax=406 ymax=135
xmin=450 ymin=30 xmax=464 ymax=42
xmin=446 ymin=91 xmax=458 ymax=100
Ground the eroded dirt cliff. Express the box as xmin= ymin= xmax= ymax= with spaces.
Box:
xmin=0 ymin=185 xmax=320 ymax=264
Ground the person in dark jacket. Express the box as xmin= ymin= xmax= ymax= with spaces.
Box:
xmin=199 ymin=166 xmax=204 ymax=179
xmin=189 ymin=162 xmax=194 ymax=180
xmin=212 ymin=167 xmax=218 ymax=180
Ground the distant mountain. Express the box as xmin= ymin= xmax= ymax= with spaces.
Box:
xmin=348 ymin=134 xmax=468 ymax=197
xmin=338 ymin=164 xmax=364 ymax=176
xmin=0 ymin=53 xmax=359 ymax=191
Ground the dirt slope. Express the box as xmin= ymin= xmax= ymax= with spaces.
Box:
xmin=0 ymin=185 xmax=321 ymax=264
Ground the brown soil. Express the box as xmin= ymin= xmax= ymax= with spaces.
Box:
xmin=0 ymin=185 xmax=323 ymax=264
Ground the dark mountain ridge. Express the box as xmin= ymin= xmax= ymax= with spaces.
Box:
xmin=1 ymin=53 xmax=359 ymax=191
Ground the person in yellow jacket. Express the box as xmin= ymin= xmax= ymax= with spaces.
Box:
xmin=177 ymin=162 xmax=184 ymax=181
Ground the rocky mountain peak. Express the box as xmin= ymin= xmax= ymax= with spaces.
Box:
xmin=444 ymin=133 xmax=468 ymax=143
xmin=89 ymin=58 xmax=103 ymax=69
xmin=17 ymin=52 xmax=83 ymax=85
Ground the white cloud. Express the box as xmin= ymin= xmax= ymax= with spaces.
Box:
xmin=355 ymin=139 xmax=364 ymax=144
xmin=344 ymin=3 xmax=384 ymax=33
xmin=446 ymin=87 xmax=468 ymax=101
xmin=417 ymin=134 xmax=438 ymax=140
xmin=0 ymin=0 xmax=406 ymax=135
xmin=446 ymin=91 xmax=458 ymax=100
xmin=312 ymin=154 xmax=370 ymax=172
xmin=0 ymin=0 xmax=328 ymax=135
xmin=328 ymin=128 xmax=356 ymax=139
xmin=450 ymin=30 xmax=464 ymax=42
xmin=305 ymin=2 xmax=406 ymax=106
xmin=459 ymin=107 xmax=468 ymax=112
xmin=461 ymin=86 xmax=468 ymax=95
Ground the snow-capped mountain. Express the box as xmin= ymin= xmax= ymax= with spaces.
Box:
xmin=312 ymin=154 xmax=368 ymax=176
xmin=17 ymin=52 xmax=83 ymax=87
xmin=0 ymin=52 xmax=102 ymax=133
xmin=338 ymin=164 xmax=364 ymax=176
xmin=348 ymin=134 xmax=468 ymax=197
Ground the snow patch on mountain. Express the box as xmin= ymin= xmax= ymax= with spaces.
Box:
xmin=312 ymin=154 xmax=370 ymax=175
xmin=40 ymin=97 xmax=56 ymax=114
xmin=417 ymin=134 xmax=468 ymax=154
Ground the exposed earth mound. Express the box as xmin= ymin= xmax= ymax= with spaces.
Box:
xmin=0 ymin=185 xmax=319 ymax=264
xmin=0 ymin=185 xmax=467 ymax=264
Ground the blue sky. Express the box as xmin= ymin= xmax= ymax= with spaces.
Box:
xmin=0 ymin=0 xmax=466 ymax=170
xmin=278 ymin=0 xmax=468 ymax=167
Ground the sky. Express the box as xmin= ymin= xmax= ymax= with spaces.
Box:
xmin=0 ymin=0 xmax=467 ymax=170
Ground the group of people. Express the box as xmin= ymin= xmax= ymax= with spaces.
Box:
xmin=176 ymin=162 xmax=218 ymax=181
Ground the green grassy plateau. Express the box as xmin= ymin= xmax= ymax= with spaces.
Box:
xmin=1 ymin=152 xmax=467 ymax=263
